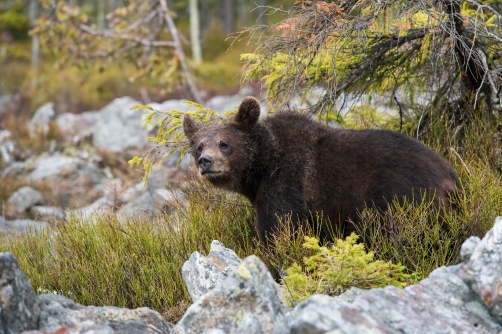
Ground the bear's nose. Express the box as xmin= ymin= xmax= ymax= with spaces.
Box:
xmin=198 ymin=154 xmax=213 ymax=171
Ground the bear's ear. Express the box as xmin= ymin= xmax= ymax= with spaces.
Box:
xmin=233 ymin=96 xmax=260 ymax=132
xmin=183 ymin=114 xmax=202 ymax=140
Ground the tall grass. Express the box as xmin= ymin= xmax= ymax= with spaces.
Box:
xmin=1 ymin=110 xmax=501 ymax=322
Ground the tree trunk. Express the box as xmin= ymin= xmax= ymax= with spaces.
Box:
xmin=221 ymin=0 xmax=234 ymax=34
xmin=257 ymin=0 xmax=265 ymax=26
xmin=440 ymin=0 xmax=500 ymax=112
xmin=238 ymin=0 xmax=247 ymax=26
xmin=28 ymin=0 xmax=39 ymax=70
xmin=98 ymin=0 xmax=106 ymax=29
xmin=190 ymin=0 xmax=202 ymax=64
xmin=159 ymin=0 xmax=202 ymax=103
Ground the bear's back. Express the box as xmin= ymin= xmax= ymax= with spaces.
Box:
xmin=258 ymin=111 xmax=459 ymax=234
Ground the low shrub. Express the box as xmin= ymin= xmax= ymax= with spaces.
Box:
xmin=281 ymin=234 xmax=412 ymax=306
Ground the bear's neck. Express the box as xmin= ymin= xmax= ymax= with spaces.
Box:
xmin=237 ymin=123 xmax=280 ymax=205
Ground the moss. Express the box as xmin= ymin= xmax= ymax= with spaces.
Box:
xmin=234 ymin=262 xmax=253 ymax=281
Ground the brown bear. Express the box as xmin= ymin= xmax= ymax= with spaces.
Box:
xmin=183 ymin=96 xmax=460 ymax=245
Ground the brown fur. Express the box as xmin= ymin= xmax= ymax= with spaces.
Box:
xmin=183 ymin=97 xmax=461 ymax=245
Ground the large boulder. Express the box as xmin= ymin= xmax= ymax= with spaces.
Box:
xmin=34 ymin=294 xmax=173 ymax=334
xmin=172 ymin=255 xmax=289 ymax=334
xmin=9 ymin=219 xmax=49 ymax=234
xmin=93 ymin=97 xmax=149 ymax=153
xmin=286 ymin=219 xmax=502 ymax=334
xmin=28 ymin=102 xmax=56 ymax=135
xmin=0 ymin=129 xmax=15 ymax=164
xmin=182 ymin=240 xmax=242 ymax=303
xmin=206 ymin=95 xmax=245 ymax=117
xmin=55 ymin=111 xmax=100 ymax=140
xmin=27 ymin=154 xmax=107 ymax=207
xmin=460 ymin=216 xmax=502 ymax=323
xmin=6 ymin=186 xmax=43 ymax=216
xmin=0 ymin=252 xmax=41 ymax=334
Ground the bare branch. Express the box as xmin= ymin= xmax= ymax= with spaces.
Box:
xmin=158 ymin=0 xmax=202 ymax=104
xmin=78 ymin=24 xmax=175 ymax=48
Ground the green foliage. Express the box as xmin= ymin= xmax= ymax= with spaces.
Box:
xmin=31 ymin=1 xmax=185 ymax=90
xmin=281 ymin=234 xmax=411 ymax=306
xmin=129 ymin=100 xmax=240 ymax=183
xmin=128 ymin=101 xmax=220 ymax=183
xmin=0 ymin=2 xmax=29 ymax=40
xmin=239 ymin=0 xmax=502 ymax=119
xmin=0 ymin=177 xmax=256 ymax=323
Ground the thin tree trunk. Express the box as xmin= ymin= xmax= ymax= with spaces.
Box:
xmin=238 ymin=0 xmax=247 ymax=26
xmin=221 ymin=0 xmax=234 ymax=34
xmin=159 ymin=0 xmax=202 ymax=103
xmin=98 ymin=0 xmax=105 ymax=29
xmin=29 ymin=0 xmax=39 ymax=70
xmin=190 ymin=0 xmax=202 ymax=64
xmin=257 ymin=0 xmax=265 ymax=26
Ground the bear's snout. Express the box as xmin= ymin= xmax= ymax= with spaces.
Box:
xmin=198 ymin=154 xmax=213 ymax=173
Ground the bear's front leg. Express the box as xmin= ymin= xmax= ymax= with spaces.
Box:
xmin=254 ymin=187 xmax=307 ymax=247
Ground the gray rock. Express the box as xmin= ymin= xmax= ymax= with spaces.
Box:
xmin=206 ymin=95 xmax=243 ymax=117
xmin=146 ymin=100 xmax=189 ymax=132
xmin=336 ymin=287 xmax=365 ymax=303
xmin=182 ymin=240 xmax=242 ymax=303
xmin=29 ymin=102 xmax=56 ymax=135
xmin=66 ymin=197 xmax=115 ymax=222
xmin=0 ymin=217 xmax=12 ymax=235
xmin=55 ymin=111 xmax=100 ymax=139
xmin=116 ymin=192 xmax=156 ymax=223
xmin=173 ymin=255 xmax=289 ymax=334
xmin=27 ymin=155 xmax=107 ymax=207
xmin=37 ymin=293 xmax=173 ymax=333
xmin=460 ymin=216 xmax=502 ymax=323
xmin=7 ymin=186 xmax=43 ymax=215
xmin=288 ymin=225 xmax=502 ymax=334
xmin=33 ymin=206 xmax=65 ymax=220
xmin=10 ymin=219 xmax=49 ymax=234
xmin=0 ymin=129 xmax=15 ymax=164
xmin=0 ymin=94 xmax=11 ymax=114
xmin=0 ymin=161 xmax=25 ymax=178
xmin=0 ymin=252 xmax=40 ymax=334
xmin=121 ymin=182 xmax=147 ymax=204
xmin=460 ymin=235 xmax=481 ymax=262
xmin=93 ymin=97 xmax=149 ymax=153
xmin=151 ymin=188 xmax=181 ymax=209
xmin=289 ymin=295 xmax=352 ymax=334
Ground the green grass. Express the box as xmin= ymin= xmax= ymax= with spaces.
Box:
xmin=1 ymin=111 xmax=501 ymax=322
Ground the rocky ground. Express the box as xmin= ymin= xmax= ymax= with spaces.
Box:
xmin=2 ymin=217 xmax=502 ymax=333
xmin=0 ymin=92 xmax=260 ymax=233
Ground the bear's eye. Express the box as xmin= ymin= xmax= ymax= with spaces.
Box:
xmin=197 ymin=145 xmax=203 ymax=153
xmin=219 ymin=142 xmax=229 ymax=150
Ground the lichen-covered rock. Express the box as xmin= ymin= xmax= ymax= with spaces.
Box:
xmin=9 ymin=219 xmax=49 ymax=234
xmin=290 ymin=264 xmax=501 ymax=333
xmin=182 ymin=240 xmax=242 ymax=303
xmin=27 ymin=154 xmax=107 ymax=207
xmin=288 ymin=220 xmax=502 ymax=334
xmin=6 ymin=186 xmax=44 ymax=215
xmin=28 ymin=102 xmax=55 ymax=135
xmin=460 ymin=216 xmax=502 ymax=323
xmin=116 ymin=191 xmax=156 ymax=223
xmin=460 ymin=235 xmax=481 ymax=262
xmin=93 ymin=97 xmax=149 ymax=153
xmin=36 ymin=294 xmax=173 ymax=334
xmin=33 ymin=206 xmax=65 ymax=220
xmin=55 ymin=111 xmax=100 ymax=139
xmin=173 ymin=255 xmax=289 ymax=334
xmin=0 ymin=252 xmax=40 ymax=334
xmin=0 ymin=129 xmax=15 ymax=164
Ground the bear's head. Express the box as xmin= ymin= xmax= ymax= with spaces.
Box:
xmin=183 ymin=97 xmax=261 ymax=190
